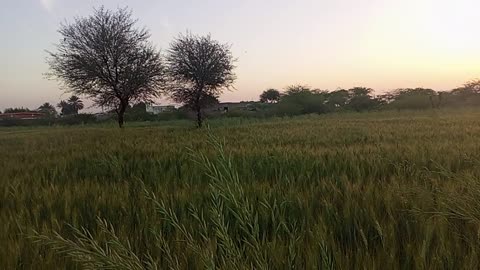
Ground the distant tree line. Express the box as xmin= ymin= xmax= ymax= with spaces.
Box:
xmin=257 ymin=80 xmax=480 ymax=116
xmin=3 ymin=107 xmax=32 ymax=113
xmin=4 ymin=79 xmax=480 ymax=126
xmin=1 ymin=95 xmax=84 ymax=116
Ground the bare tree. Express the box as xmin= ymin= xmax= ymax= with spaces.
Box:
xmin=46 ymin=7 xmax=165 ymax=127
xmin=165 ymin=33 xmax=236 ymax=128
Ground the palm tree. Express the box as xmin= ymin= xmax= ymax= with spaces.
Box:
xmin=38 ymin=102 xmax=57 ymax=116
xmin=57 ymin=100 xmax=71 ymax=115
xmin=57 ymin=96 xmax=84 ymax=116
xmin=68 ymin=96 xmax=84 ymax=114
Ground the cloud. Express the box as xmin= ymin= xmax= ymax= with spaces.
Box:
xmin=40 ymin=0 xmax=55 ymax=12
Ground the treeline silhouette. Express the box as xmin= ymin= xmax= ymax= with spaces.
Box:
xmin=256 ymin=80 xmax=480 ymax=116
xmin=2 ymin=80 xmax=480 ymax=127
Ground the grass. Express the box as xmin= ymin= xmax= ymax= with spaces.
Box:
xmin=2 ymin=109 xmax=480 ymax=269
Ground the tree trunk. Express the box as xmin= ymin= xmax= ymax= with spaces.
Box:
xmin=196 ymin=107 xmax=202 ymax=128
xmin=118 ymin=111 xmax=125 ymax=128
xmin=195 ymin=90 xmax=203 ymax=128
xmin=117 ymin=100 xmax=127 ymax=128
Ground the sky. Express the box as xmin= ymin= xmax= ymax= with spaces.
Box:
xmin=1 ymin=0 xmax=480 ymax=111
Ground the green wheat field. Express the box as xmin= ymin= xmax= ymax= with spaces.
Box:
xmin=2 ymin=109 xmax=480 ymax=269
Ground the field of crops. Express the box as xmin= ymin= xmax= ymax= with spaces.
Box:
xmin=2 ymin=110 xmax=480 ymax=269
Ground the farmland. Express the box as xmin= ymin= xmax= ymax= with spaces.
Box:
xmin=2 ymin=109 xmax=480 ymax=269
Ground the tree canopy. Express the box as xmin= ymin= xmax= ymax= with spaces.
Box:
xmin=38 ymin=103 xmax=57 ymax=116
xmin=274 ymin=85 xmax=329 ymax=115
xmin=347 ymin=87 xmax=379 ymax=112
xmin=3 ymin=107 xmax=31 ymax=113
xmin=260 ymin=89 xmax=281 ymax=103
xmin=165 ymin=33 xmax=236 ymax=127
xmin=57 ymin=96 xmax=85 ymax=115
xmin=46 ymin=7 xmax=165 ymax=127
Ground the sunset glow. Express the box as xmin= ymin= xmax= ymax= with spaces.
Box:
xmin=1 ymin=0 xmax=479 ymax=110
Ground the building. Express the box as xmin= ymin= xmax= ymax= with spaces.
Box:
xmin=146 ymin=104 xmax=176 ymax=115
xmin=93 ymin=112 xmax=114 ymax=121
xmin=0 ymin=112 xmax=46 ymax=120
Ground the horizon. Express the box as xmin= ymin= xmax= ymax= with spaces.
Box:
xmin=1 ymin=0 xmax=480 ymax=111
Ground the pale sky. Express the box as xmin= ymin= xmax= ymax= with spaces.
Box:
xmin=1 ymin=0 xmax=480 ymax=111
